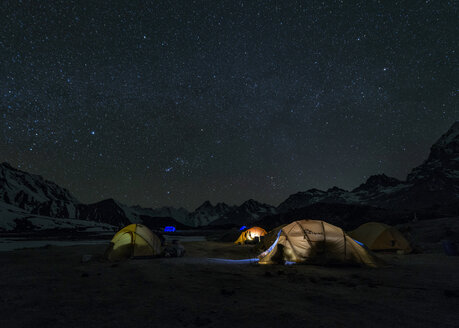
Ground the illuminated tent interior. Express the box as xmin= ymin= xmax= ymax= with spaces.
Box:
xmin=234 ymin=226 xmax=267 ymax=244
xmin=258 ymin=220 xmax=382 ymax=267
xmin=348 ymin=222 xmax=412 ymax=253
xmin=105 ymin=224 xmax=162 ymax=261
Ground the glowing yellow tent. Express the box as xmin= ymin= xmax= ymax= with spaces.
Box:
xmin=105 ymin=224 xmax=162 ymax=261
xmin=235 ymin=227 xmax=267 ymax=244
xmin=258 ymin=220 xmax=381 ymax=267
xmin=348 ymin=222 xmax=412 ymax=253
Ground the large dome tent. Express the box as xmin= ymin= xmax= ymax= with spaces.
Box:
xmin=258 ymin=220 xmax=382 ymax=267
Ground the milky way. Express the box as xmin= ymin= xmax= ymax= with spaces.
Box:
xmin=1 ymin=1 xmax=457 ymax=209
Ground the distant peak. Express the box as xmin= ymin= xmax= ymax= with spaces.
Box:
xmin=97 ymin=198 xmax=123 ymax=207
xmin=195 ymin=200 xmax=213 ymax=211
xmin=433 ymin=121 xmax=459 ymax=146
xmin=240 ymin=199 xmax=259 ymax=208
xmin=327 ymin=186 xmax=347 ymax=193
xmin=243 ymin=198 xmax=259 ymax=205
xmin=353 ymin=174 xmax=401 ymax=192
xmin=407 ymin=121 xmax=459 ymax=180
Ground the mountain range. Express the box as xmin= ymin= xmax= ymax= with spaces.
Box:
xmin=0 ymin=121 xmax=458 ymax=232
xmin=277 ymin=121 xmax=459 ymax=212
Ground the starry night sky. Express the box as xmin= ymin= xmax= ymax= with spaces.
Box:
xmin=1 ymin=1 xmax=457 ymax=210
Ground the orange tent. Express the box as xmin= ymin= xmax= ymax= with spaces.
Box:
xmin=234 ymin=227 xmax=267 ymax=244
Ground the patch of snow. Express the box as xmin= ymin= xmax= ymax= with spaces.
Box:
xmin=0 ymin=201 xmax=117 ymax=232
xmin=379 ymin=183 xmax=412 ymax=194
xmin=66 ymin=203 xmax=76 ymax=218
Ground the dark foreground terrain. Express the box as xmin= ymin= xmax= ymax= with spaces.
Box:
xmin=1 ymin=237 xmax=459 ymax=328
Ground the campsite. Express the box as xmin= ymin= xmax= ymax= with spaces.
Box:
xmin=1 ymin=1 xmax=458 ymax=327
xmin=1 ymin=218 xmax=459 ymax=328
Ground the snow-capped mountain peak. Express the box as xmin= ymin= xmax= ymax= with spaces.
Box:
xmin=408 ymin=121 xmax=459 ymax=182
xmin=183 ymin=201 xmax=235 ymax=227
xmin=0 ymin=162 xmax=80 ymax=218
xmin=352 ymin=174 xmax=402 ymax=193
xmin=428 ymin=121 xmax=459 ymax=160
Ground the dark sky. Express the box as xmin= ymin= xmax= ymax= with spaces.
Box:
xmin=1 ymin=0 xmax=457 ymax=210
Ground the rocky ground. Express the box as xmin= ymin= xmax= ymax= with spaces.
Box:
xmin=0 ymin=233 xmax=458 ymax=328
